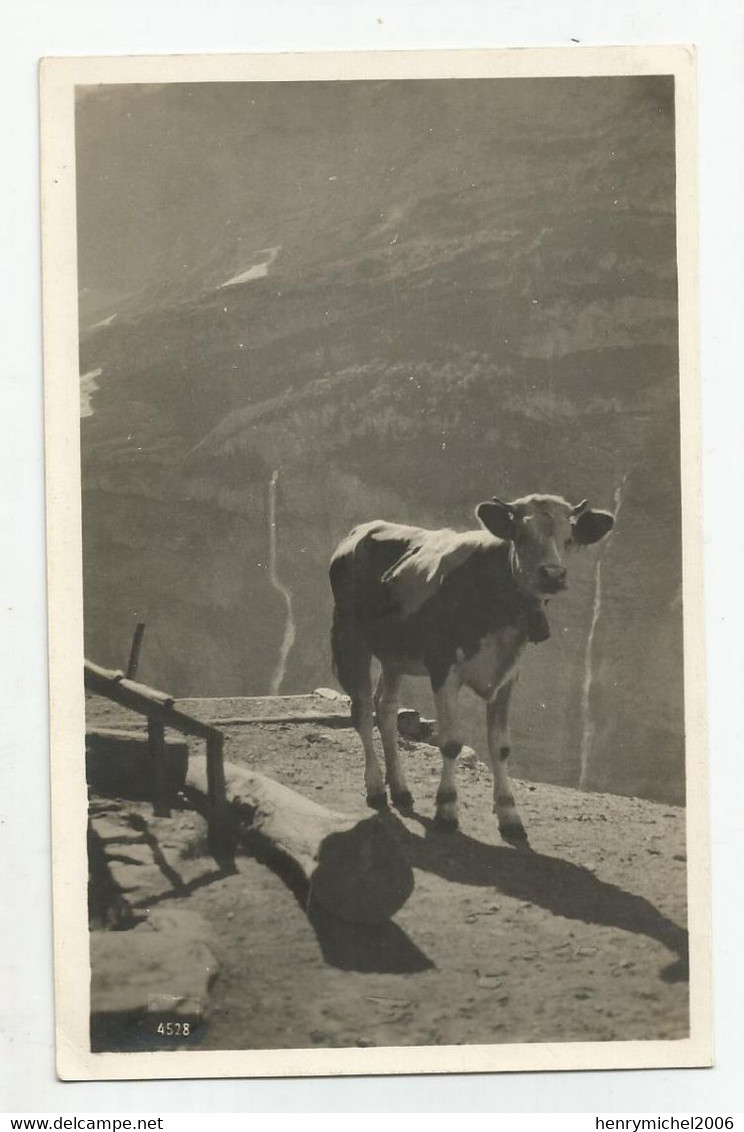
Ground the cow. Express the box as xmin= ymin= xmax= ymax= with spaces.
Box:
xmin=329 ymin=494 xmax=615 ymax=844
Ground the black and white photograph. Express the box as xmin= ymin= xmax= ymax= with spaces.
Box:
xmin=41 ymin=47 xmax=709 ymax=1080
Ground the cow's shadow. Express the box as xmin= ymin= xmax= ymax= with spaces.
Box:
xmin=306 ymin=900 xmax=435 ymax=974
xmin=383 ymin=811 xmax=688 ymax=983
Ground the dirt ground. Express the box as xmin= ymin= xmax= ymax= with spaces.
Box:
xmin=87 ymin=697 xmax=689 ymax=1052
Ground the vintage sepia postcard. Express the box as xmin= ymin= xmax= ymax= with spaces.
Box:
xmin=41 ymin=46 xmax=710 ymax=1081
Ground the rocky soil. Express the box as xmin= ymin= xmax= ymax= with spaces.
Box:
xmin=86 ymin=695 xmax=689 ymax=1053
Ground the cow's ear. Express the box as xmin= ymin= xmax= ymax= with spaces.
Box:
xmin=476 ymin=500 xmax=515 ymax=541
xmin=572 ymin=508 xmax=615 ymax=546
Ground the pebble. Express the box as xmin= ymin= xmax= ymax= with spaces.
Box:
xmin=477 ymin=975 xmax=503 ymax=990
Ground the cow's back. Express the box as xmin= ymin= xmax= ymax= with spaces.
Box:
xmin=329 ymin=520 xmax=428 ymax=611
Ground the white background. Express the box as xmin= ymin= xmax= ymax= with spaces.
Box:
xmin=2 ymin=0 xmax=742 ymax=1114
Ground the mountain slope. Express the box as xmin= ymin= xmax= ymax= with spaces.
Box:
xmin=77 ymin=75 xmax=684 ymax=803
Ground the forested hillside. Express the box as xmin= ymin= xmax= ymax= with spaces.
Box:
xmin=77 ymin=76 xmax=683 ymax=802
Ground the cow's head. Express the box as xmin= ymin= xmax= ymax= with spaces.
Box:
xmin=475 ymin=493 xmax=615 ymax=599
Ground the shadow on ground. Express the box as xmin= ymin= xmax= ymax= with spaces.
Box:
xmin=123 ymin=803 xmax=687 ymax=983
xmin=385 ymin=811 xmax=688 ymax=982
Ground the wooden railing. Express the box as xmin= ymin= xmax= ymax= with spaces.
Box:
xmin=84 ymin=660 xmax=233 ymax=865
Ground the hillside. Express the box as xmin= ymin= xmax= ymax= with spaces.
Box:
xmin=77 ymin=76 xmax=684 ymax=803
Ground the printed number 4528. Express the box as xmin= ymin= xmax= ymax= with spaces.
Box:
xmin=156 ymin=1021 xmax=191 ymax=1036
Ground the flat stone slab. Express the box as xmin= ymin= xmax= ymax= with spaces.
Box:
xmin=89 ymin=805 xmax=210 ymax=920
xmin=90 ymin=911 xmax=218 ymax=1033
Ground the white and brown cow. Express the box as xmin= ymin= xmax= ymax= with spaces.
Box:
xmin=329 ymin=494 xmax=614 ymax=843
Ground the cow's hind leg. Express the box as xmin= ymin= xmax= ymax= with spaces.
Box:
xmin=331 ymin=607 xmax=386 ymax=809
xmin=431 ymin=667 xmax=463 ymax=832
xmin=486 ymin=679 xmax=529 ymax=847
xmin=357 ymin=668 xmax=387 ymax=809
xmin=375 ymin=666 xmax=414 ymax=813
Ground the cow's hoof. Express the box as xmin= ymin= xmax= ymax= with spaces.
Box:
xmin=366 ymin=790 xmax=388 ymax=811
xmin=391 ymin=790 xmax=414 ymax=814
xmin=499 ymin=824 xmax=530 ymax=849
xmin=434 ymin=813 xmax=459 ymax=834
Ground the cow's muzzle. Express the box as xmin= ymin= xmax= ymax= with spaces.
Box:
xmin=537 ymin=564 xmax=567 ymax=593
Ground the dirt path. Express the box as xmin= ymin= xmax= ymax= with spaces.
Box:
xmin=87 ymin=698 xmax=688 ymax=1051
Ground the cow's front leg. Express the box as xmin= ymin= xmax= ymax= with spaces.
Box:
xmin=375 ymin=666 xmax=414 ymax=813
xmin=432 ymin=667 xmax=463 ymax=832
xmin=486 ymin=679 xmax=529 ymax=847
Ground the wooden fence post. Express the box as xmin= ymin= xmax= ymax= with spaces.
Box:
xmin=126 ymin=622 xmax=146 ymax=680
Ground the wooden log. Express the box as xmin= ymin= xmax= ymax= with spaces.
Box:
xmin=204 ymin=732 xmax=233 ymax=866
xmin=186 ymin=756 xmax=413 ymax=925
xmin=210 ymin=714 xmax=353 ymax=727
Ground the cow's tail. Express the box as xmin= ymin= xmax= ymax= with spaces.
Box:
xmin=329 ymin=556 xmax=369 ymax=730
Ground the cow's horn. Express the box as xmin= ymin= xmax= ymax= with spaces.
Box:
xmin=492 ymin=496 xmax=514 ymax=510
xmin=571 ymin=499 xmax=588 ymax=516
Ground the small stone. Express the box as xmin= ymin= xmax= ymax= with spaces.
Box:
xmin=314 ymin=687 xmax=348 ymax=702
xmin=477 ymin=975 xmax=503 ymax=990
xmin=459 ymin=747 xmax=478 ymax=769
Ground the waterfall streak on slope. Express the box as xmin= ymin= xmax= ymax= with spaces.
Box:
xmin=267 ymin=470 xmax=297 ymax=695
xmin=578 ymin=563 xmax=602 ymax=791
xmin=578 ymin=478 xmax=626 ymax=791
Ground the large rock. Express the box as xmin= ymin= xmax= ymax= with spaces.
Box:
xmin=86 ymin=728 xmax=188 ymax=801
xmin=90 ymin=913 xmax=218 ymax=1027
